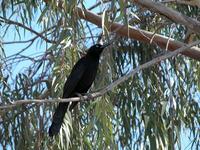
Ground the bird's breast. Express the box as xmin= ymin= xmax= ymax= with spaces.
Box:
xmin=75 ymin=61 xmax=99 ymax=93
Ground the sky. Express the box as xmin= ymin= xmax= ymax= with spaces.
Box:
xmin=1 ymin=0 xmax=197 ymax=149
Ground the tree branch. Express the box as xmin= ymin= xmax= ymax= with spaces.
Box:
xmin=88 ymin=0 xmax=111 ymax=10
xmin=42 ymin=0 xmax=200 ymax=60
xmin=1 ymin=40 xmax=199 ymax=110
xmin=0 ymin=16 xmax=56 ymax=44
xmin=74 ymin=7 xmax=200 ymax=60
xmin=2 ymin=25 xmax=56 ymax=44
xmin=133 ymin=0 xmax=200 ymax=34
xmin=161 ymin=0 xmax=200 ymax=8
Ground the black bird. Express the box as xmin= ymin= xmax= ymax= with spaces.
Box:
xmin=49 ymin=43 xmax=109 ymax=137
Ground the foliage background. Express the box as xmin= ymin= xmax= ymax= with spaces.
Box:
xmin=0 ymin=0 xmax=200 ymax=149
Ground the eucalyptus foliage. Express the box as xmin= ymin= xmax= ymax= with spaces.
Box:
xmin=0 ymin=0 xmax=200 ymax=149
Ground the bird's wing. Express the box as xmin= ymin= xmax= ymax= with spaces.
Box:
xmin=62 ymin=58 xmax=86 ymax=98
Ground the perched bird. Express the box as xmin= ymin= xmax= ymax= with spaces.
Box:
xmin=49 ymin=43 xmax=109 ymax=137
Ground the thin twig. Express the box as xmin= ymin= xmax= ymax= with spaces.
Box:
xmin=2 ymin=25 xmax=56 ymax=45
xmin=0 ymin=16 xmax=56 ymax=44
xmin=88 ymin=0 xmax=111 ymax=10
xmin=0 ymin=40 xmax=199 ymax=110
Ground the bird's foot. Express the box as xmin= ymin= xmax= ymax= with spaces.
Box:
xmin=75 ymin=93 xmax=85 ymax=101
xmin=75 ymin=93 xmax=93 ymax=101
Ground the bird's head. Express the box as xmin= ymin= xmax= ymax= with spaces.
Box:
xmin=87 ymin=43 xmax=110 ymax=57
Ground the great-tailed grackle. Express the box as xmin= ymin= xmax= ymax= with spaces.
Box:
xmin=49 ymin=43 xmax=109 ymax=137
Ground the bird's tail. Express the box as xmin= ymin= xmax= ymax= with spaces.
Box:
xmin=49 ymin=103 xmax=68 ymax=137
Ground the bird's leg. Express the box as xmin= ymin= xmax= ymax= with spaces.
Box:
xmin=83 ymin=93 xmax=94 ymax=101
xmin=68 ymin=93 xmax=84 ymax=110
xmin=75 ymin=92 xmax=85 ymax=101
xmin=75 ymin=92 xmax=93 ymax=101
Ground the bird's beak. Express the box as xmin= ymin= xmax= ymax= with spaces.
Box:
xmin=101 ymin=42 xmax=111 ymax=49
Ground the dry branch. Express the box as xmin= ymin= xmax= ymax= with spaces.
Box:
xmin=162 ymin=0 xmax=200 ymax=8
xmin=42 ymin=0 xmax=200 ymax=60
xmin=133 ymin=0 xmax=200 ymax=34
xmin=74 ymin=7 xmax=200 ymax=60
xmin=1 ymin=40 xmax=199 ymax=110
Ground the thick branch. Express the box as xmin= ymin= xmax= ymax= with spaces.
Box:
xmin=42 ymin=0 xmax=200 ymax=60
xmin=75 ymin=7 xmax=200 ymax=60
xmin=162 ymin=0 xmax=200 ymax=8
xmin=1 ymin=40 xmax=199 ymax=110
xmin=133 ymin=0 xmax=200 ymax=34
